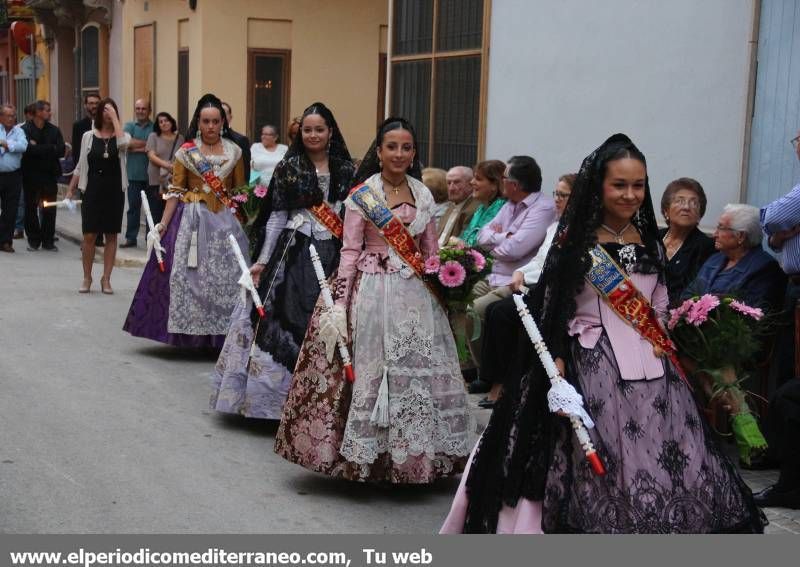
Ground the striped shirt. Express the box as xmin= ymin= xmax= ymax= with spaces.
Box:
xmin=761 ymin=182 xmax=800 ymax=274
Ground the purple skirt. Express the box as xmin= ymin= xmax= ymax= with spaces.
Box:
xmin=122 ymin=203 xmax=225 ymax=349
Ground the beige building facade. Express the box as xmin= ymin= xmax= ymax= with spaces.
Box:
xmin=119 ymin=0 xmax=388 ymax=157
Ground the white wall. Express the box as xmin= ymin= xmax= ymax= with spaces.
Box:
xmin=485 ymin=0 xmax=755 ymax=226
xmin=108 ymin=2 xmax=124 ymax=106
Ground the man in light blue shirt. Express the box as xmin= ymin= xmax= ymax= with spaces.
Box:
xmin=121 ymin=99 xmax=154 ymax=247
xmin=0 ymin=104 xmax=28 ymax=253
xmin=760 ymin=129 xmax=800 ymax=384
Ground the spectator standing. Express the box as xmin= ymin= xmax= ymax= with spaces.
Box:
xmin=145 ymin=112 xmax=184 ymax=223
xmin=0 ymin=104 xmax=28 ymax=253
xmin=13 ymin=103 xmax=36 ymax=240
xmin=437 ymin=165 xmax=478 ymax=246
xmin=761 ymin=129 xmax=800 ymax=386
xmin=65 ymin=98 xmax=130 ymax=294
xmin=120 ymin=99 xmax=154 ymax=248
xmin=287 ymin=116 xmax=302 ymax=145
xmin=250 ymin=124 xmax=287 ymax=187
xmin=72 ymin=92 xmax=103 ymax=246
xmin=221 ymin=101 xmax=251 ymax=181
xmin=21 ymin=100 xmax=65 ymax=252
xmin=467 ymin=156 xmax=555 ymax=382
xmin=71 ymin=92 xmax=100 ymax=157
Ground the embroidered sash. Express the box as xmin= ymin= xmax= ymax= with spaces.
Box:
xmin=308 ymin=201 xmax=344 ymax=241
xmin=585 ymin=245 xmax=689 ymax=386
xmin=182 ymin=141 xmax=242 ymax=221
xmin=348 ymin=183 xmax=425 ymax=277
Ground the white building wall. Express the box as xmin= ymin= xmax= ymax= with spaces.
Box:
xmin=108 ymin=2 xmax=124 ymax=106
xmin=484 ymin=0 xmax=755 ymax=226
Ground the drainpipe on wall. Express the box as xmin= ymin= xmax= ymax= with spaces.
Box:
xmin=739 ymin=0 xmax=762 ymax=204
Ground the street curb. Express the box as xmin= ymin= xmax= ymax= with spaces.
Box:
xmin=55 ymin=183 xmax=147 ymax=268
xmin=54 ymin=225 xmax=147 ymax=268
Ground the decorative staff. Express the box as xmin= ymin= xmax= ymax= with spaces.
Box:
xmin=140 ymin=190 xmax=165 ymax=273
xmin=227 ymin=233 xmax=265 ymax=319
xmin=246 ymin=213 xmax=306 ymax=364
xmin=309 ymin=243 xmax=355 ymax=383
xmin=42 ymin=199 xmax=81 ymax=210
xmin=512 ymin=294 xmax=605 ymax=476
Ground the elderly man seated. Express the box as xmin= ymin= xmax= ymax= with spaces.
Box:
xmin=683 ymin=203 xmax=786 ymax=310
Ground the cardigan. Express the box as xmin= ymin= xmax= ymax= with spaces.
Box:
xmin=74 ymin=130 xmax=131 ymax=192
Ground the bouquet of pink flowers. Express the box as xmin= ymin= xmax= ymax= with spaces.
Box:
xmin=424 ymin=242 xmax=493 ymax=304
xmin=668 ymin=294 xmax=769 ymax=463
xmin=424 ymin=242 xmax=493 ymax=360
xmin=228 ymin=182 xmax=269 ymax=236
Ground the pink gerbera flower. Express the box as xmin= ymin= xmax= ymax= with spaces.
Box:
xmin=232 ymin=193 xmax=249 ymax=203
xmin=468 ymin=249 xmax=486 ymax=272
xmin=729 ymin=300 xmax=764 ymax=321
xmin=424 ymin=256 xmax=441 ymax=274
xmin=438 ymin=260 xmax=467 ymax=288
xmin=254 ymin=185 xmax=268 ymax=198
xmin=667 ymin=298 xmax=695 ymax=329
xmin=686 ymin=294 xmax=720 ymax=326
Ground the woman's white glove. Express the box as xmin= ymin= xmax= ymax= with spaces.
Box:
xmin=547 ymin=377 xmax=595 ymax=429
xmin=318 ymin=304 xmax=347 ymax=362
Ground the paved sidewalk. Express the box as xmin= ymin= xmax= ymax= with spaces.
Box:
xmin=53 ymin=183 xmax=147 ymax=268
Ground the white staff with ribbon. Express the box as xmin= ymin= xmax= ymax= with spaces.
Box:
xmin=310 ymin=243 xmax=355 ymax=383
xmin=512 ymin=293 xmax=605 ymax=476
xmin=140 ymin=190 xmax=166 ymax=273
xmin=228 ymin=234 xmax=265 ymax=319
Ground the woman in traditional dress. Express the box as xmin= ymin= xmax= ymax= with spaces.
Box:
xmin=441 ymin=134 xmax=765 ymax=533
xmin=123 ymin=94 xmax=248 ymax=348
xmin=274 ymin=117 xmax=471 ymax=484
xmin=209 ymin=102 xmax=355 ymax=419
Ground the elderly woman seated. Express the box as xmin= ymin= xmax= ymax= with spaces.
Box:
xmin=659 ymin=178 xmax=716 ymax=303
xmin=683 ymin=203 xmax=786 ymax=310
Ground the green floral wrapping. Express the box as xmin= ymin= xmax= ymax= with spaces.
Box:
xmin=731 ymin=412 xmax=769 ymax=465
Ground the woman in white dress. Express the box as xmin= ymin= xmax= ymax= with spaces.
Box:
xmin=250 ymin=124 xmax=288 ymax=187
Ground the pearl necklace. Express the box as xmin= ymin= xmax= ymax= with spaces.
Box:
xmin=600 ymin=223 xmax=632 ymax=244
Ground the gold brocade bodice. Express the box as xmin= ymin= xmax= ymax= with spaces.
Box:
xmin=168 ymin=140 xmax=246 ymax=213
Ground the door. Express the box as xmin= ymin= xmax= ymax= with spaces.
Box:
xmin=247 ymin=50 xmax=290 ymax=143
xmin=746 ymin=0 xmax=800 ymax=208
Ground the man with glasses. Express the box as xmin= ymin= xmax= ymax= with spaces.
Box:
xmin=466 ymin=155 xmax=555 ymax=394
xmin=755 ymin=130 xmax=800 ymax=510
xmin=473 ymin=173 xmax=575 ymax=407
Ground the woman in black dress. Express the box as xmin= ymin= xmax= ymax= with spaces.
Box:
xmin=658 ymin=178 xmax=715 ymax=303
xmin=66 ymin=98 xmax=130 ymax=294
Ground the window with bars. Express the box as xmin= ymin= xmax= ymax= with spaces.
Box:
xmin=390 ymin=0 xmax=486 ymax=169
xmin=81 ymin=25 xmax=100 ymax=91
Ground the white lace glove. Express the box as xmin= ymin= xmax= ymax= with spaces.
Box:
xmin=547 ymin=378 xmax=595 ymax=429
xmin=145 ymin=226 xmax=166 ymax=260
xmin=318 ymin=304 xmax=347 ymax=362
xmin=63 ymin=198 xmax=77 ymax=212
